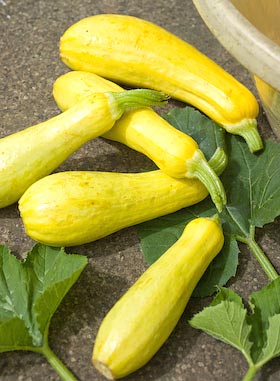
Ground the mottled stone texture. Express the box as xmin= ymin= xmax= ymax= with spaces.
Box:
xmin=0 ymin=0 xmax=279 ymax=380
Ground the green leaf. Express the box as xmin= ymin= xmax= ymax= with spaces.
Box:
xmin=247 ymin=140 xmax=280 ymax=227
xmin=0 ymin=244 xmax=87 ymax=351
xmin=258 ymin=314 xmax=280 ymax=366
xmin=190 ymin=279 xmax=280 ymax=379
xmin=189 ymin=287 xmax=253 ymax=365
xmin=248 ymin=277 xmax=280 ymax=363
xmin=220 ymin=138 xmax=280 ymax=235
xmin=219 ymin=136 xmax=280 ymax=281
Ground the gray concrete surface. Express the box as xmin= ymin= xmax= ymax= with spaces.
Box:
xmin=1 ymin=0 xmax=280 ymax=380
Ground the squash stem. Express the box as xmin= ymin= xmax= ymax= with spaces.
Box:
xmin=108 ymin=89 xmax=169 ymax=118
xmin=223 ymin=119 xmax=263 ymax=153
xmin=186 ymin=149 xmax=227 ymax=212
xmin=208 ymin=147 xmax=228 ymax=176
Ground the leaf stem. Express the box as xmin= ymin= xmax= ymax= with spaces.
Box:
xmin=39 ymin=344 xmax=79 ymax=381
xmin=236 ymin=232 xmax=278 ymax=281
xmin=242 ymin=364 xmax=258 ymax=381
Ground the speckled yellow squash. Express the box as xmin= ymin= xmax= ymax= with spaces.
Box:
xmin=53 ymin=71 xmax=227 ymax=212
xmin=59 ymin=14 xmax=263 ymax=153
xmin=92 ymin=215 xmax=224 ymax=379
xmin=18 ymin=170 xmax=211 ymax=247
xmin=0 ymin=88 xmax=167 ymax=208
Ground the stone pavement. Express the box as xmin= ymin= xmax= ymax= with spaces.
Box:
xmin=1 ymin=1 xmax=279 ymax=380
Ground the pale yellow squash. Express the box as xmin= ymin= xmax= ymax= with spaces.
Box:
xmin=0 ymin=88 xmax=167 ymax=208
xmin=59 ymin=14 xmax=263 ymax=153
xmin=92 ymin=215 xmax=224 ymax=379
xmin=18 ymin=170 xmax=210 ymax=247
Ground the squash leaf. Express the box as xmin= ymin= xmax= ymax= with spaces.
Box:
xmin=248 ymin=278 xmax=280 ymax=363
xmin=220 ymin=137 xmax=280 ymax=233
xmin=189 ymin=287 xmax=253 ymax=358
xmin=137 ymin=106 xmax=280 ymax=297
xmin=0 ymin=244 xmax=87 ymax=381
xmin=189 ymin=278 xmax=280 ymax=379
xmin=0 ymin=244 xmax=87 ymax=351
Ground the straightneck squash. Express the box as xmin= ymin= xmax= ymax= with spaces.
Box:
xmin=0 ymin=88 xmax=167 ymax=208
xmin=53 ymin=71 xmax=227 ymax=212
xmin=19 ymin=169 xmax=220 ymax=247
xmin=92 ymin=215 xmax=224 ymax=379
xmin=59 ymin=13 xmax=263 ymax=153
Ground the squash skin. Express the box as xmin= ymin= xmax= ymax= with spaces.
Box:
xmin=53 ymin=71 xmax=227 ymax=212
xmin=18 ymin=170 xmax=209 ymax=246
xmin=92 ymin=216 xmax=224 ymax=379
xmin=59 ymin=14 xmax=262 ymax=152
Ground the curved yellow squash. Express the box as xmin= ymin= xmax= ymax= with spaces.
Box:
xmin=18 ymin=170 xmax=209 ymax=247
xmin=92 ymin=215 xmax=224 ymax=379
xmin=53 ymin=71 xmax=227 ymax=212
xmin=59 ymin=14 xmax=263 ymax=152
